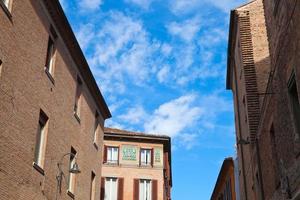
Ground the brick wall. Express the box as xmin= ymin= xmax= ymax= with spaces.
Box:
xmin=0 ymin=0 xmax=108 ymax=199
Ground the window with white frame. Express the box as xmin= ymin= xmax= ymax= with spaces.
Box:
xmin=1 ymin=0 xmax=10 ymax=9
xmin=140 ymin=149 xmax=151 ymax=166
xmin=107 ymin=147 xmax=119 ymax=164
xmin=90 ymin=172 xmax=96 ymax=200
xmin=105 ymin=177 xmax=118 ymax=200
xmin=93 ymin=112 xmax=100 ymax=146
xmin=34 ymin=110 xmax=49 ymax=169
xmin=68 ymin=148 xmax=77 ymax=194
xmin=139 ymin=179 xmax=151 ymax=200
xmin=74 ymin=76 xmax=82 ymax=119
xmin=45 ymin=36 xmax=56 ymax=76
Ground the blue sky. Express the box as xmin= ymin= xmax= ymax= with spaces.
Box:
xmin=59 ymin=0 xmax=247 ymax=199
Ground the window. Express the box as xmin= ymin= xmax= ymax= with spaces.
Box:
xmin=1 ymin=0 xmax=11 ymax=10
xmin=90 ymin=172 xmax=96 ymax=200
xmin=0 ymin=59 xmax=3 ymax=77
xmin=45 ymin=36 xmax=56 ymax=77
xmin=93 ymin=112 xmax=100 ymax=146
xmin=140 ymin=149 xmax=152 ymax=166
xmin=74 ymin=76 xmax=82 ymax=121
xmin=68 ymin=147 xmax=77 ymax=195
xmin=105 ymin=178 xmax=118 ymax=200
xmin=288 ymin=72 xmax=300 ymax=138
xmin=139 ymin=180 xmax=151 ymax=200
xmin=106 ymin=146 xmax=119 ymax=164
xmin=33 ymin=110 xmax=49 ymax=172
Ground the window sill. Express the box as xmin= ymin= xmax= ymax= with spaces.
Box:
xmin=103 ymin=162 xmax=119 ymax=166
xmin=139 ymin=164 xmax=153 ymax=168
xmin=33 ymin=162 xmax=45 ymax=176
xmin=0 ymin=1 xmax=12 ymax=22
xmin=67 ymin=190 xmax=75 ymax=199
xmin=73 ymin=112 xmax=81 ymax=124
xmin=44 ymin=67 xmax=55 ymax=85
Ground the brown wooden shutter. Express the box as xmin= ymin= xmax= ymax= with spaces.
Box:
xmin=133 ymin=179 xmax=139 ymax=200
xmin=151 ymin=148 xmax=154 ymax=167
xmin=139 ymin=148 xmax=141 ymax=166
xmin=103 ymin=145 xmax=107 ymax=163
xmin=100 ymin=177 xmax=105 ymax=200
xmin=117 ymin=178 xmax=124 ymax=200
xmin=117 ymin=146 xmax=120 ymax=165
xmin=152 ymin=180 xmax=158 ymax=200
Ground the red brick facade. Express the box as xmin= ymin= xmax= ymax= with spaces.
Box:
xmin=227 ymin=0 xmax=300 ymax=199
xmin=0 ymin=0 xmax=110 ymax=199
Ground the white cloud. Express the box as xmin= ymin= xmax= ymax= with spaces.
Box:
xmin=177 ymin=133 xmax=199 ymax=150
xmin=144 ymin=94 xmax=203 ymax=137
xmin=166 ymin=17 xmax=200 ymax=42
xmin=169 ymin=0 xmax=200 ymax=15
xmin=169 ymin=0 xmax=246 ymax=15
xmin=125 ymin=0 xmax=155 ymax=9
xmin=79 ymin=0 xmax=103 ymax=11
xmin=88 ymin=11 xmax=161 ymax=95
xmin=75 ymin=24 xmax=95 ymax=51
xmin=157 ymin=65 xmax=170 ymax=83
xmin=59 ymin=0 xmax=67 ymax=10
xmin=161 ymin=43 xmax=172 ymax=56
xmin=118 ymin=106 xmax=148 ymax=124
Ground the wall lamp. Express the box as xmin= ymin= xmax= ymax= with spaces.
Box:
xmin=55 ymin=152 xmax=81 ymax=200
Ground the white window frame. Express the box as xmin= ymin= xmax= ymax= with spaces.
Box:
xmin=68 ymin=148 xmax=77 ymax=194
xmin=140 ymin=149 xmax=151 ymax=166
xmin=45 ymin=36 xmax=56 ymax=76
xmin=93 ymin=112 xmax=100 ymax=146
xmin=107 ymin=147 xmax=119 ymax=164
xmin=105 ymin=177 xmax=118 ymax=200
xmin=34 ymin=111 xmax=49 ymax=169
xmin=1 ymin=0 xmax=11 ymax=10
xmin=90 ymin=172 xmax=96 ymax=200
xmin=139 ymin=179 xmax=152 ymax=200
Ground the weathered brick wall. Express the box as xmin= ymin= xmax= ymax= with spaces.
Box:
xmin=0 ymin=0 xmax=106 ymax=199
xmin=229 ymin=1 xmax=271 ymax=200
xmin=260 ymin=0 xmax=300 ymax=199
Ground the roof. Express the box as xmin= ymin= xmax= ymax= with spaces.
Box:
xmin=210 ymin=157 xmax=235 ymax=200
xmin=42 ymin=0 xmax=111 ymax=119
xmin=226 ymin=0 xmax=257 ymax=90
xmin=104 ymin=127 xmax=172 ymax=186
xmin=104 ymin=127 xmax=170 ymax=139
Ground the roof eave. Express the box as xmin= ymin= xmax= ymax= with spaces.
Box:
xmin=43 ymin=0 xmax=112 ymax=119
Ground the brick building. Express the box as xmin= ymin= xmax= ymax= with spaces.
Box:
xmin=101 ymin=128 xmax=172 ymax=200
xmin=210 ymin=157 xmax=238 ymax=200
xmin=0 ymin=0 xmax=111 ymax=199
xmin=227 ymin=0 xmax=300 ymax=199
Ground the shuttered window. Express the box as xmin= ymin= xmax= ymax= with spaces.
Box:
xmin=101 ymin=177 xmax=105 ymax=200
xmin=118 ymin=178 xmax=124 ymax=200
xmin=105 ymin=178 xmax=118 ymax=200
xmin=133 ymin=179 xmax=139 ymax=200
xmin=106 ymin=146 xmax=119 ymax=164
xmin=139 ymin=180 xmax=151 ymax=200
xmin=140 ymin=149 xmax=153 ymax=166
